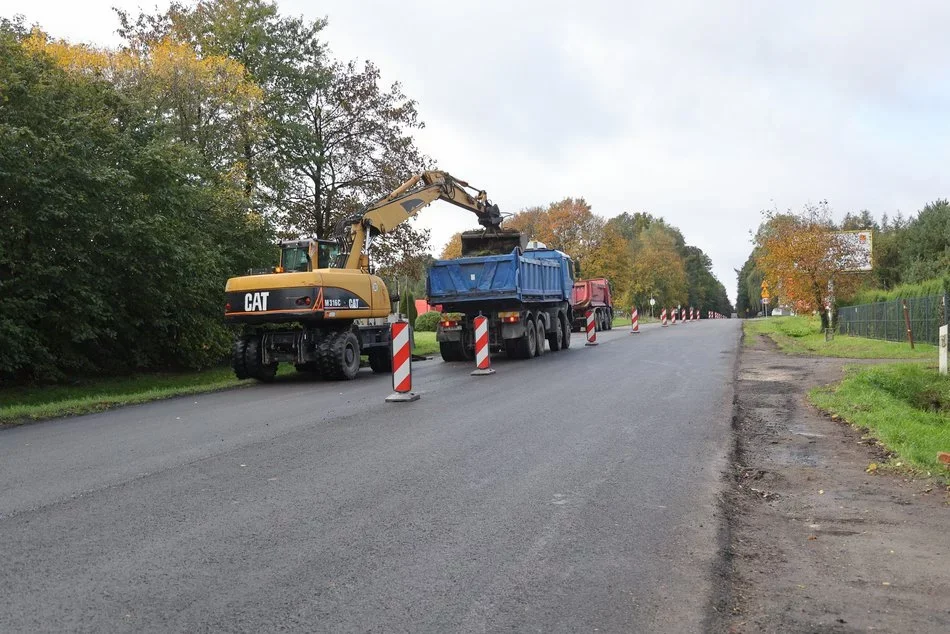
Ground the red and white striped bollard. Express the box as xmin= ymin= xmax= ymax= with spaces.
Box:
xmin=671 ymin=308 xmax=678 ymax=325
xmin=630 ymin=306 xmax=640 ymax=334
xmin=385 ymin=321 xmax=420 ymax=402
xmin=471 ymin=315 xmax=495 ymax=376
xmin=585 ymin=309 xmax=598 ymax=346
xmin=661 ymin=308 xmax=668 ymax=327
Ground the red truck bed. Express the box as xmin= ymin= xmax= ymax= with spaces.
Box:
xmin=571 ymin=278 xmax=614 ymax=331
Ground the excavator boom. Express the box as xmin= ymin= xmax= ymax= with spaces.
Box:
xmin=337 ymin=170 xmax=511 ymax=269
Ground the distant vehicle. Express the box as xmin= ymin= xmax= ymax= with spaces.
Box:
xmin=571 ymin=278 xmax=614 ymax=332
xmin=427 ymin=241 xmax=575 ymax=361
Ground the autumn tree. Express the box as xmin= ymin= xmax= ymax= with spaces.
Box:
xmin=627 ymin=225 xmax=688 ymax=310
xmin=119 ymin=0 xmax=431 ymax=270
xmin=440 ymin=232 xmax=464 ymax=259
xmin=755 ymin=203 xmax=865 ymax=328
xmin=507 ymin=197 xmax=604 ymax=262
xmin=0 ymin=21 xmax=274 ymax=381
xmin=583 ymin=224 xmax=633 ymax=302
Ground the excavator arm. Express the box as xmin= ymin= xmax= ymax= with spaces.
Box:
xmin=336 ymin=171 xmax=507 ymax=270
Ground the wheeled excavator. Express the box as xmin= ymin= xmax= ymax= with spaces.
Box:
xmin=224 ymin=170 xmax=524 ymax=381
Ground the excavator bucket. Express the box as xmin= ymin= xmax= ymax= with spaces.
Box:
xmin=460 ymin=229 xmax=527 ymax=257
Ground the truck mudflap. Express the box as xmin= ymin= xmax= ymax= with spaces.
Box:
xmin=501 ymin=322 xmax=526 ymax=339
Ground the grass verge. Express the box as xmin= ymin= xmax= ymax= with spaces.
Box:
xmin=744 ymin=315 xmax=937 ymax=359
xmin=810 ymin=363 xmax=950 ymax=475
xmin=2 ymin=332 xmax=440 ymax=425
xmin=0 ymin=366 xmax=279 ymax=425
xmin=411 ymin=331 xmax=438 ymax=356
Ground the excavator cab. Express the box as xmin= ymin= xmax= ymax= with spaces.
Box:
xmin=277 ymin=238 xmax=342 ymax=272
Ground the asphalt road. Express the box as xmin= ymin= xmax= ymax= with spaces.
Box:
xmin=1 ymin=319 xmax=740 ymax=633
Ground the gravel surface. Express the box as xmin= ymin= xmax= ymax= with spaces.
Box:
xmin=722 ymin=333 xmax=950 ymax=633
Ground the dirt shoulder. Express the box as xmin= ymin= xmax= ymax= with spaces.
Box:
xmin=720 ymin=334 xmax=949 ymax=633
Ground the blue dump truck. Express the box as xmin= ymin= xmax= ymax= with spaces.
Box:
xmin=426 ymin=239 xmax=576 ymax=362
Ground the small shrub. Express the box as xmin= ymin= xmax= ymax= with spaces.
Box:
xmin=415 ymin=311 xmax=441 ymax=332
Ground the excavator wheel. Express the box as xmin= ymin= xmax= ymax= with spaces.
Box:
xmin=232 ymin=338 xmax=250 ymax=380
xmin=368 ymin=348 xmax=391 ymax=373
xmin=244 ymin=336 xmax=277 ymax=382
xmin=317 ymin=331 xmax=361 ymax=380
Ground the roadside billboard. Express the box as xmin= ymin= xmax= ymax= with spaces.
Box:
xmin=835 ymin=230 xmax=872 ymax=272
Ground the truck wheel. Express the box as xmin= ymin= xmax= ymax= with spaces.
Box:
xmin=547 ymin=316 xmax=562 ymax=352
xmin=525 ymin=319 xmax=537 ymax=358
xmin=535 ymin=316 xmax=546 ymax=357
xmin=606 ymin=311 xmax=613 ymax=330
xmin=232 ymin=338 xmax=250 ymax=379
xmin=368 ymin=348 xmax=391 ymax=373
xmin=245 ymin=336 xmax=277 ymax=382
xmin=560 ymin=312 xmax=571 ymax=349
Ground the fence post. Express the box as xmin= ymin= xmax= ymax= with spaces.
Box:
xmin=902 ymin=299 xmax=915 ymax=349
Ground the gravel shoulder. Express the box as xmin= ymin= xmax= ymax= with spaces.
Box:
xmin=720 ymin=333 xmax=950 ymax=633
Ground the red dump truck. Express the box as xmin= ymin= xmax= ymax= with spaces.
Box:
xmin=571 ymin=278 xmax=614 ymax=331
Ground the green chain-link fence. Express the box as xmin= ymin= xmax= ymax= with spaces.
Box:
xmin=837 ymin=294 xmax=948 ymax=346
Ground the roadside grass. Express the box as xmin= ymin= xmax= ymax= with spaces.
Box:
xmin=411 ymin=331 xmax=438 ymax=356
xmin=810 ymin=363 xmax=950 ymax=475
xmin=0 ymin=366 xmax=282 ymax=425
xmin=612 ymin=314 xmax=658 ymax=328
xmin=2 ymin=333 xmax=440 ymax=425
xmin=744 ymin=315 xmax=936 ymax=359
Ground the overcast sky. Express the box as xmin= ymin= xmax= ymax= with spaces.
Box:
xmin=9 ymin=1 xmax=950 ymax=302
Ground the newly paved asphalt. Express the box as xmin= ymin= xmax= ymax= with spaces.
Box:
xmin=0 ymin=320 xmax=740 ymax=633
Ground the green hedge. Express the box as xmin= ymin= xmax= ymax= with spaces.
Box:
xmin=415 ymin=311 xmax=441 ymax=332
xmin=846 ymin=277 xmax=947 ymax=306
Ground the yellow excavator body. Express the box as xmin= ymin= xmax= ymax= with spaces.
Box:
xmin=225 ymin=269 xmax=391 ymax=323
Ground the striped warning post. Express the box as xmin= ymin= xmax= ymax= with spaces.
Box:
xmin=585 ymin=309 xmax=598 ymax=346
xmin=630 ymin=306 xmax=640 ymax=334
xmin=671 ymin=308 xmax=678 ymax=326
xmin=385 ymin=321 xmax=419 ymax=402
xmin=471 ymin=315 xmax=495 ymax=376
xmin=661 ymin=308 xmax=668 ymax=327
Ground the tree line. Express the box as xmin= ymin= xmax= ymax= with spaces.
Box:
xmin=1 ymin=0 xmax=428 ymax=382
xmin=1 ymin=0 xmax=734 ymax=383
xmin=736 ymin=199 xmax=950 ymax=321
xmin=441 ymin=199 xmax=734 ymax=316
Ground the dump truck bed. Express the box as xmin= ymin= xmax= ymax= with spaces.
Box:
xmin=426 ymin=248 xmax=573 ymax=311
